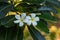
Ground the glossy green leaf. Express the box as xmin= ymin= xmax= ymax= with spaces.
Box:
xmin=0 ymin=15 xmax=15 ymax=28
xmin=39 ymin=11 xmax=58 ymax=21
xmin=0 ymin=0 xmax=8 ymax=3
xmin=36 ymin=19 xmax=49 ymax=33
xmin=15 ymin=3 xmax=37 ymax=12
xmin=0 ymin=26 xmax=24 ymax=40
xmin=0 ymin=26 xmax=6 ymax=40
xmin=0 ymin=3 xmax=13 ymax=19
xmin=38 ymin=6 xmax=52 ymax=11
xmin=28 ymin=26 xmax=46 ymax=40
xmin=47 ymin=0 xmax=60 ymax=8
xmin=6 ymin=27 xmax=24 ymax=40
xmin=45 ymin=2 xmax=58 ymax=14
xmin=23 ymin=0 xmax=45 ymax=4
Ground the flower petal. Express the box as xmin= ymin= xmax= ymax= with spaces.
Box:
xmin=31 ymin=13 xmax=36 ymax=18
xmin=21 ymin=13 xmax=26 ymax=18
xmin=35 ymin=17 xmax=39 ymax=21
xmin=23 ymin=19 xmax=29 ymax=23
xmin=15 ymin=14 xmax=20 ymax=19
xmin=14 ymin=20 xmax=20 ymax=23
xmin=32 ymin=21 xmax=37 ymax=26
xmin=19 ymin=22 xmax=24 ymax=27
xmin=26 ymin=16 xmax=31 ymax=19
xmin=27 ymin=21 xmax=31 ymax=26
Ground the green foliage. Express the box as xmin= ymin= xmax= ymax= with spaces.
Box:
xmin=0 ymin=0 xmax=8 ymax=3
xmin=28 ymin=26 xmax=46 ymax=40
xmin=47 ymin=0 xmax=60 ymax=8
xmin=0 ymin=26 xmax=24 ymax=40
xmin=23 ymin=0 xmax=44 ymax=4
xmin=0 ymin=15 xmax=15 ymax=28
xmin=0 ymin=3 xmax=13 ymax=19
xmin=37 ymin=19 xmax=49 ymax=34
xmin=0 ymin=0 xmax=60 ymax=40
xmin=39 ymin=11 xmax=58 ymax=21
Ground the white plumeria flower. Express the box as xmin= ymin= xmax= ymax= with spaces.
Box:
xmin=14 ymin=13 xmax=26 ymax=27
xmin=25 ymin=13 xmax=39 ymax=26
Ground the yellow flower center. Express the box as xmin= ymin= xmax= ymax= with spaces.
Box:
xmin=31 ymin=18 xmax=34 ymax=22
xmin=20 ymin=18 xmax=23 ymax=22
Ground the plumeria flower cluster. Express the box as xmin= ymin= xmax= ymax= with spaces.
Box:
xmin=14 ymin=13 xmax=39 ymax=27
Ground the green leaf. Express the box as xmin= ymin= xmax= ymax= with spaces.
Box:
xmin=0 ymin=15 xmax=15 ymax=28
xmin=0 ymin=26 xmax=24 ymax=40
xmin=45 ymin=2 xmax=58 ymax=14
xmin=47 ymin=0 xmax=60 ymax=8
xmin=27 ymin=26 xmax=46 ymax=40
xmin=0 ymin=3 xmax=13 ymax=19
xmin=38 ymin=6 xmax=52 ymax=11
xmin=39 ymin=11 xmax=58 ymax=21
xmin=15 ymin=5 xmax=27 ymax=12
xmin=15 ymin=3 xmax=37 ymax=12
xmin=36 ymin=19 xmax=49 ymax=33
xmin=23 ymin=0 xmax=45 ymax=4
xmin=0 ymin=0 xmax=8 ymax=3
xmin=0 ymin=26 xmax=6 ymax=40
xmin=6 ymin=27 xmax=24 ymax=40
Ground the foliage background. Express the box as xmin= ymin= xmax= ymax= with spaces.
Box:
xmin=0 ymin=0 xmax=60 ymax=40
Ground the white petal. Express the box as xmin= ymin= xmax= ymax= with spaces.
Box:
xmin=19 ymin=22 xmax=24 ymax=27
xmin=21 ymin=13 xmax=26 ymax=18
xmin=26 ymin=16 xmax=31 ymax=19
xmin=35 ymin=17 xmax=39 ymax=21
xmin=14 ymin=20 xmax=20 ymax=23
xmin=15 ymin=14 xmax=20 ymax=19
xmin=27 ymin=21 xmax=31 ymax=26
xmin=23 ymin=19 xmax=29 ymax=23
xmin=31 ymin=13 xmax=36 ymax=18
xmin=32 ymin=21 xmax=37 ymax=26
